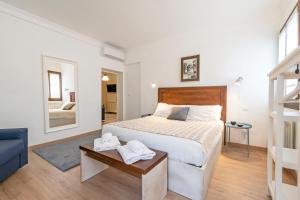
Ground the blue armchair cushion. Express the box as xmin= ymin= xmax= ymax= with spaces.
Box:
xmin=0 ymin=139 xmax=24 ymax=166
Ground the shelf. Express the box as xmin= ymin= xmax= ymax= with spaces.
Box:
xmin=282 ymin=100 xmax=300 ymax=104
xmin=269 ymin=146 xmax=298 ymax=170
xmin=269 ymin=110 xmax=299 ymax=122
xmin=283 ymin=72 xmax=300 ymax=79
xmin=268 ymin=51 xmax=300 ymax=199
xmin=280 ymin=85 xmax=300 ymax=104
xmin=268 ymin=181 xmax=298 ymax=200
xmin=269 ymin=47 xmax=300 ymax=80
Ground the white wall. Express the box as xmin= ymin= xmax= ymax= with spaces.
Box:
xmin=126 ymin=21 xmax=278 ymax=147
xmin=0 ymin=3 xmax=124 ymax=146
xmin=124 ymin=62 xmax=141 ymax=120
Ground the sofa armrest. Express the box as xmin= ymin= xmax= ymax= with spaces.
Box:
xmin=0 ymin=128 xmax=28 ymax=169
xmin=0 ymin=128 xmax=28 ymax=167
xmin=0 ymin=128 xmax=28 ymax=147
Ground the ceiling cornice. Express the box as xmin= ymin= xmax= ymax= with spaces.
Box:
xmin=0 ymin=1 xmax=102 ymax=47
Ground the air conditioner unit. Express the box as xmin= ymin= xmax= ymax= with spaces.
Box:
xmin=103 ymin=44 xmax=125 ymax=61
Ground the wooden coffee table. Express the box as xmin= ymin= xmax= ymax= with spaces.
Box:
xmin=79 ymin=143 xmax=168 ymax=200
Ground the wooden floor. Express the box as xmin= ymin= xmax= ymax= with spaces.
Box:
xmin=207 ymin=147 xmax=270 ymax=200
xmin=102 ymin=113 xmax=118 ymax=125
xmin=0 ymin=146 xmax=295 ymax=200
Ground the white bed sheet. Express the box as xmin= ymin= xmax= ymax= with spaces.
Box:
xmin=103 ymin=119 xmax=223 ymax=167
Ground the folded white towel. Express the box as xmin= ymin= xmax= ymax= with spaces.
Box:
xmin=94 ymin=135 xmax=120 ymax=152
xmin=127 ymin=140 xmax=156 ymax=160
xmin=127 ymin=140 xmax=148 ymax=154
xmin=117 ymin=140 xmax=156 ymax=165
xmin=117 ymin=145 xmax=141 ymax=165
xmin=102 ymin=132 xmax=113 ymax=143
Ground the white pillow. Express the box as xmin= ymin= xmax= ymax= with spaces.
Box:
xmin=60 ymin=101 xmax=75 ymax=110
xmin=187 ymin=105 xmax=222 ymax=121
xmin=153 ymin=103 xmax=172 ymax=118
xmin=71 ymin=105 xmax=76 ymax=111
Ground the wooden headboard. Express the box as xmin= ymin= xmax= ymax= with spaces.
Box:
xmin=158 ymin=86 xmax=227 ymax=122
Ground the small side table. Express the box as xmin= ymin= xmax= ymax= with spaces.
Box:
xmin=225 ymin=122 xmax=252 ymax=157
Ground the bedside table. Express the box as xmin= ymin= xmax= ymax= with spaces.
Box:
xmin=225 ymin=122 xmax=252 ymax=157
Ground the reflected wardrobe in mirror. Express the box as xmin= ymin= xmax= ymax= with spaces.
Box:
xmin=42 ymin=56 xmax=79 ymax=132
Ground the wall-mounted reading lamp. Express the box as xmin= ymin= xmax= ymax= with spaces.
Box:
xmin=234 ymin=76 xmax=243 ymax=86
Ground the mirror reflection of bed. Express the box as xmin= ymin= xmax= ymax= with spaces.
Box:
xmin=102 ymin=71 xmax=118 ymax=125
xmin=48 ymin=94 xmax=76 ymax=128
xmin=43 ymin=56 xmax=78 ymax=130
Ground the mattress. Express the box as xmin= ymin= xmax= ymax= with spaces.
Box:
xmin=103 ymin=116 xmax=223 ymax=166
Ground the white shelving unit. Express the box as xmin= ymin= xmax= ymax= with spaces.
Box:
xmin=268 ymin=47 xmax=300 ymax=200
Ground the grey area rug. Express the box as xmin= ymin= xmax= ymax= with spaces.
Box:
xmin=33 ymin=131 xmax=101 ymax=172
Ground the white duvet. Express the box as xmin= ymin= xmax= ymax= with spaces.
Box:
xmin=103 ymin=116 xmax=223 ymax=167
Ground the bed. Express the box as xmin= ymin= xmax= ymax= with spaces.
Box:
xmin=49 ymin=108 xmax=76 ymax=128
xmin=103 ymin=86 xmax=227 ymax=200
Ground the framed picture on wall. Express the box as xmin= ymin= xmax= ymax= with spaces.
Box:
xmin=181 ymin=55 xmax=200 ymax=82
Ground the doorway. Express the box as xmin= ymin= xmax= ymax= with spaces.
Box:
xmin=101 ymin=70 xmax=122 ymax=125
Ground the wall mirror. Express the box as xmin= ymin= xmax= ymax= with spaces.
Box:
xmin=43 ymin=56 xmax=79 ymax=132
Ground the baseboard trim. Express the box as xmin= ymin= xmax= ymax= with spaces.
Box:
xmin=225 ymin=142 xmax=267 ymax=152
xmin=29 ymin=129 xmax=101 ymax=150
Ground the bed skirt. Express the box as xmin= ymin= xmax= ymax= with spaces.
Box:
xmin=168 ymin=134 xmax=222 ymax=200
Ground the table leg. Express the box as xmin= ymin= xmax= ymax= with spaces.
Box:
xmin=247 ymin=129 xmax=250 ymax=157
xmin=224 ymin=127 xmax=226 ymax=145
xmin=142 ymin=158 xmax=167 ymax=200
xmin=80 ymin=150 xmax=108 ymax=182
xmin=228 ymin=127 xmax=231 ymax=146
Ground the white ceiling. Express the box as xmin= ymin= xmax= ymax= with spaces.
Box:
xmin=1 ymin=0 xmax=283 ymax=49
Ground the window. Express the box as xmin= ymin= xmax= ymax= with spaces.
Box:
xmin=278 ymin=5 xmax=299 ymax=62
xmin=48 ymin=70 xmax=62 ymax=101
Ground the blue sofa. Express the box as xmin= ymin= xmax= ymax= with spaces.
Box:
xmin=0 ymin=128 xmax=28 ymax=182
